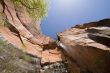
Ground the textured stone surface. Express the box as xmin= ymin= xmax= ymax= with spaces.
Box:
xmin=1 ymin=1 xmax=110 ymax=72
xmin=0 ymin=26 xmax=69 ymax=73
xmin=0 ymin=38 xmax=40 ymax=73
xmin=3 ymin=0 xmax=51 ymax=45
xmin=0 ymin=0 xmax=70 ymax=73
xmin=0 ymin=26 xmax=42 ymax=58
xmin=58 ymin=19 xmax=110 ymax=73
xmin=0 ymin=26 xmax=66 ymax=63
xmin=15 ymin=6 xmax=41 ymax=36
xmin=41 ymin=47 xmax=66 ymax=63
xmin=0 ymin=30 xmax=70 ymax=73
xmin=1 ymin=18 xmax=110 ymax=73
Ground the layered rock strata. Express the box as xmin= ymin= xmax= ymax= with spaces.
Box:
xmin=0 ymin=2 xmax=110 ymax=72
xmin=58 ymin=19 xmax=110 ymax=73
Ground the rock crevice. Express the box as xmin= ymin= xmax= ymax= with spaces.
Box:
xmin=0 ymin=1 xmax=110 ymax=72
xmin=1 ymin=18 xmax=110 ymax=73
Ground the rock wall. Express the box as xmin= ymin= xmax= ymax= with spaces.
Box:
xmin=0 ymin=26 xmax=69 ymax=73
xmin=0 ymin=1 xmax=110 ymax=72
xmin=0 ymin=0 xmax=70 ymax=73
xmin=58 ymin=19 xmax=110 ymax=73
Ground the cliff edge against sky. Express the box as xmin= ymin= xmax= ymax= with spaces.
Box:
xmin=0 ymin=0 xmax=110 ymax=73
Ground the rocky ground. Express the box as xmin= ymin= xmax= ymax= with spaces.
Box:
xmin=0 ymin=19 xmax=110 ymax=73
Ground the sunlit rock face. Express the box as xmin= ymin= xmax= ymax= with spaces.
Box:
xmin=0 ymin=2 xmax=110 ymax=72
xmin=0 ymin=1 xmax=69 ymax=72
xmin=0 ymin=26 xmax=69 ymax=73
xmin=58 ymin=19 xmax=110 ymax=73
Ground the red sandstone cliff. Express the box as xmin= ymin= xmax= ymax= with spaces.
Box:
xmin=58 ymin=19 xmax=110 ymax=73
xmin=0 ymin=1 xmax=110 ymax=73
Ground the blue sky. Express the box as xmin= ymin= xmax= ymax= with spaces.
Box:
xmin=41 ymin=0 xmax=110 ymax=38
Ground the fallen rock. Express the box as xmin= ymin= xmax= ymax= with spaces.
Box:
xmin=41 ymin=47 xmax=66 ymax=63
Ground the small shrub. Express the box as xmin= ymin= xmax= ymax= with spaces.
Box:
xmin=22 ymin=54 xmax=32 ymax=62
xmin=0 ymin=40 xmax=8 ymax=46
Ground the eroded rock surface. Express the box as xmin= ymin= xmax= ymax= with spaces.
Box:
xmin=0 ymin=3 xmax=110 ymax=72
xmin=1 ymin=18 xmax=110 ymax=73
xmin=0 ymin=26 xmax=69 ymax=73
xmin=0 ymin=0 xmax=70 ymax=73
xmin=0 ymin=38 xmax=40 ymax=73
xmin=58 ymin=19 xmax=110 ymax=73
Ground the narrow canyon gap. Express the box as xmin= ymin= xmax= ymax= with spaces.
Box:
xmin=0 ymin=0 xmax=110 ymax=73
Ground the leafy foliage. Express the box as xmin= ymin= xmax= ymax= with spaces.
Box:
xmin=22 ymin=54 xmax=33 ymax=62
xmin=0 ymin=40 xmax=8 ymax=46
xmin=12 ymin=0 xmax=47 ymax=19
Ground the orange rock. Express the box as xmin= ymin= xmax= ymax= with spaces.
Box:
xmin=41 ymin=50 xmax=50 ymax=63
xmin=41 ymin=48 xmax=66 ymax=64
xmin=0 ymin=26 xmax=43 ymax=58
xmin=0 ymin=26 xmax=66 ymax=64
xmin=48 ymin=52 xmax=63 ymax=63
xmin=36 ymin=35 xmax=54 ymax=45
xmin=58 ymin=19 xmax=110 ymax=73
xmin=49 ymin=47 xmax=61 ymax=54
